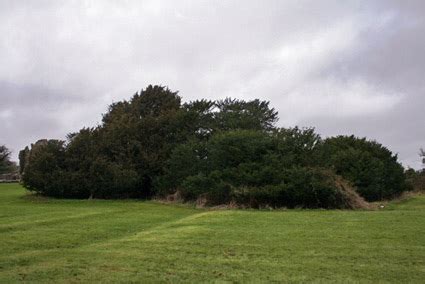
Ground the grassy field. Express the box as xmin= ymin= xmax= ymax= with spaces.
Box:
xmin=0 ymin=183 xmax=424 ymax=283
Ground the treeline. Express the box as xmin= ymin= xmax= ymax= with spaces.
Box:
xmin=0 ymin=145 xmax=19 ymax=181
xmin=20 ymin=85 xmax=411 ymax=208
xmin=406 ymin=149 xmax=425 ymax=192
xmin=0 ymin=145 xmax=15 ymax=174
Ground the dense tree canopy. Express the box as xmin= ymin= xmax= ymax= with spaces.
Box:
xmin=20 ymin=85 xmax=410 ymax=207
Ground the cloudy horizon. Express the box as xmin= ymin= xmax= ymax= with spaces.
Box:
xmin=1 ymin=0 xmax=424 ymax=169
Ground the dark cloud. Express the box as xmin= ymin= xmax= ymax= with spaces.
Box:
xmin=0 ymin=81 xmax=86 ymax=107
xmin=0 ymin=0 xmax=423 ymax=168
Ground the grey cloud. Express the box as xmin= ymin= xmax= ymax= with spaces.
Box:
xmin=301 ymin=0 xmax=425 ymax=168
xmin=0 ymin=81 xmax=87 ymax=108
xmin=0 ymin=0 xmax=424 ymax=168
xmin=0 ymin=82 xmax=97 ymax=158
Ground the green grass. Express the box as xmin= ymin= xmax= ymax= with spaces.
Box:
xmin=0 ymin=183 xmax=424 ymax=283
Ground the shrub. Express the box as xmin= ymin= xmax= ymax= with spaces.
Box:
xmin=86 ymin=158 xmax=140 ymax=199
xmin=180 ymin=171 xmax=231 ymax=206
xmin=319 ymin=136 xmax=408 ymax=201
xmin=162 ymin=129 xmax=372 ymax=209
xmin=155 ymin=141 xmax=208 ymax=197
xmin=207 ymin=130 xmax=275 ymax=170
xmin=231 ymin=168 xmax=366 ymax=209
xmin=22 ymin=140 xmax=66 ymax=197
xmin=157 ymin=130 xmax=278 ymax=196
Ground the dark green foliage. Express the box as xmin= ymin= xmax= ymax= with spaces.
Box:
xmin=274 ymin=127 xmax=322 ymax=167
xmin=22 ymin=86 xmax=188 ymax=198
xmin=162 ymin=129 xmax=363 ymax=208
xmin=181 ymin=98 xmax=279 ymax=139
xmin=319 ymin=136 xmax=407 ymax=201
xmin=18 ymin=146 xmax=29 ymax=175
xmin=155 ymin=140 xmax=208 ymax=196
xmin=85 ymin=157 xmax=139 ymax=199
xmin=99 ymin=85 xmax=187 ymax=197
xmin=207 ymin=130 xmax=274 ymax=171
xmin=181 ymin=172 xmax=231 ymax=205
xmin=22 ymin=85 xmax=281 ymax=200
xmin=214 ymin=98 xmax=278 ymax=131
xmin=20 ymin=84 xmax=408 ymax=207
xmin=231 ymin=168 xmax=354 ymax=209
xmin=21 ymin=140 xmax=66 ymax=197
xmin=182 ymin=100 xmax=216 ymax=140
xmin=65 ymin=128 xmax=140 ymax=198
xmin=157 ymin=130 xmax=277 ymax=198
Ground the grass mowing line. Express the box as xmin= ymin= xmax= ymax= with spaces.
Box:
xmin=1 ymin=209 xmax=203 ymax=258
xmin=98 ymin=211 xmax=216 ymax=244
xmin=5 ymin=210 xmax=212 ymax=260
xmin=0 ymin=205 xmax=168 ymax=230
xmin=0 ymin=211 xmax=120 ymax=232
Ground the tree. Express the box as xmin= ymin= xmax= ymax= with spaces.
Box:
xmin=63 ymin=128 xmax=101 ymax=198
xmin=158 ymin=130 xmax=277 ymax=196
xmin=183 ymin=99 xmax=216 ymax=140
xmin=182 ymin=98 xmax=278 ymax=139
xmin=19 ymin=146 xmax=29 ymax=175
xmin=0 ymin=145 xmax=13 ymax=174
xmin=214 ymin=98 xmax=278 ymax=132
xmin=273 ymin=127 xmax=322 ymax=167
xmin=421 ymin=148 xmax=425 ymax=168
xmin=100 ymin=85 xmax=187 ymax=197
xmin=21 ymin=140 xmax=66 ymax=197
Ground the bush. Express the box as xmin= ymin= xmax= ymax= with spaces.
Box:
xmin=180 ymin=172 xmax=231 ymax=206
xmin=162 ymin=130 xmax=373 ymax=209
xmin=155 ymin=141 xmax=208 ymax=197
xmin=207 ymin=130 xmax=275 ymax=170
xmin=273 ymin=127 xmax=322 ymax=167
xmin=156 ymin=130 xmax=277 ymax=197
xmin=86 ymin=158 xmax=140 ymax=199
xmin=319 ymin=136 xmax=408 ymax=201
xmin=22 ymin=140 xmax=66 ymax=197
xmin=231 ymin=168 xmax=366 ymax=209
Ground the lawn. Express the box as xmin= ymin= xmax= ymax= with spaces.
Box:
xmin=0 ymin=183 xmax=424 ymax=283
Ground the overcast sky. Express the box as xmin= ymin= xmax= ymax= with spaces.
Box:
xmin=0 ymin=0 xmax=424 ymax=169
